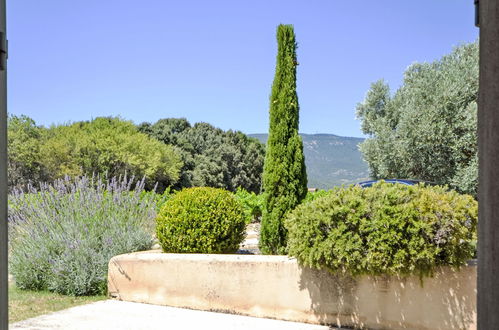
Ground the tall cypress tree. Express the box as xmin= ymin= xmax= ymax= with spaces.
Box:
xmin=260 ymin=24 xmax=307 ymax=255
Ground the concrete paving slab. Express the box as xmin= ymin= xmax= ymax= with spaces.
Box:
xmin=10 ymin=300 xmax=337 ymax=330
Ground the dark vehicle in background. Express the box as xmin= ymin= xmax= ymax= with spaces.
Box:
xmin=356 ymin=179 xmax=437 ymax=188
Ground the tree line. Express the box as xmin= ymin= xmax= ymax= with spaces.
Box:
xmin=8 ymin=116 xmax=265 ymax=193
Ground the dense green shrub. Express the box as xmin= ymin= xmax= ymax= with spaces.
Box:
xmin=156 ymin=187 xmax=246 ymax=253
xmin=8 ymin=176 xmax=156 ymax=296
xmin=285 ymin=182 xmax=477 ymax=278
xmin=260 ymin=24 xmax=308 ymax=255
xmin=302 ymin=189 xmax=331 ymax=204
xmin=234 ymin=188 xmax=264 ymax=223
xmin=7 ymin=115 xmax=49 ymax=191
xmin=40 ymin=117 xmax=182 ymax=192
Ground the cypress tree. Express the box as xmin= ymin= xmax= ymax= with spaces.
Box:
xmin=259 ymin=24 xmax=307 ymax=255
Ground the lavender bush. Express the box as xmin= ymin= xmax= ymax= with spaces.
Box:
xmin=8 ymin=175 xmax=156 ymax=296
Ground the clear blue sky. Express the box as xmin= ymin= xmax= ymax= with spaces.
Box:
xmin=7 ymin=1 xmax=478 ymax=138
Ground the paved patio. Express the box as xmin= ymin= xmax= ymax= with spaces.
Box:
xmin=10 ymin=300 xmax=338 ymax=330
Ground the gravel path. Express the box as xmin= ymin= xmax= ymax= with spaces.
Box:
xmin=238 ymin=222 xmax=261 ymax=254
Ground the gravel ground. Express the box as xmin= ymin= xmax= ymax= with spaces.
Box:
xmin=238 ymin=222 xmax=261 ymax=254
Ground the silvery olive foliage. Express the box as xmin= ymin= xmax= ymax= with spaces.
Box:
xmin=356 ymin=42 xmax=478 ymax=196
xmin=9 ymin=175 xmax=156 ymax=296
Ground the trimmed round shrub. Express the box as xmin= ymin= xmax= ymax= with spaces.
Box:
xmin=156 ymin=187 xmax=246 ymax=253
xmin=285 ymin=182 xmax=477 ymax=278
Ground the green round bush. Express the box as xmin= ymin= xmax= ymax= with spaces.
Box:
xmin=156 ymin=187 xmax=246 ymax=253
xmin=285 ymin=182 xmax=477 ymax=278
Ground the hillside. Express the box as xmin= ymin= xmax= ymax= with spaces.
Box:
xmin=249 ymin=133 xmax=370 ymax=189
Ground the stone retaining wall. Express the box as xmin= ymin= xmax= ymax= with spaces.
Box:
xmin=108 ymin=251 xmax=476 ymax=329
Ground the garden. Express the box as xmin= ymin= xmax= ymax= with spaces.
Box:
xmin=8 ymin=24 xmax=479 ymax=329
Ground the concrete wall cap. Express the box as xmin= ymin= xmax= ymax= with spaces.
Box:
xmin=111 ymin=251 xmax=296 ymax=263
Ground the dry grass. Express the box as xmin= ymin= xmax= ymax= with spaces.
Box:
xmin=8 ymin=282 xmax=106 ymax=323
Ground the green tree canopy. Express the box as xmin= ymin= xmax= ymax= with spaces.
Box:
xmin=139 ymin=119 xmax=265 ymax=193
xmin=356 ymin=42 xmax=478 ymax=196
xmin=7 ymin=115 xmax=48 ymax=190
xmin=40 ymin=117 xmax=182 ymax=191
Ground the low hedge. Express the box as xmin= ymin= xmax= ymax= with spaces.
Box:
xmin=234 ymin=188 xmax=265 ymax=223
xmin=156 ymin=187 xmax=246 ymax=253
xmin=285 ymin=182 xmax=477 ymax=277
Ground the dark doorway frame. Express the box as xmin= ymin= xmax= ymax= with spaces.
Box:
xmin=477 ymin=1 xmax=499 ymax=328
xmin=0 ymin=0 xmax=7 ymax=329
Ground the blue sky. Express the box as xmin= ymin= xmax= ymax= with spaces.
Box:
xmin=7 ymin=1 xmax=477 ymax=137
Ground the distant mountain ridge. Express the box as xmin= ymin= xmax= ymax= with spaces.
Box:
xmin=249 ymin=133 xmax=370 ymax=189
